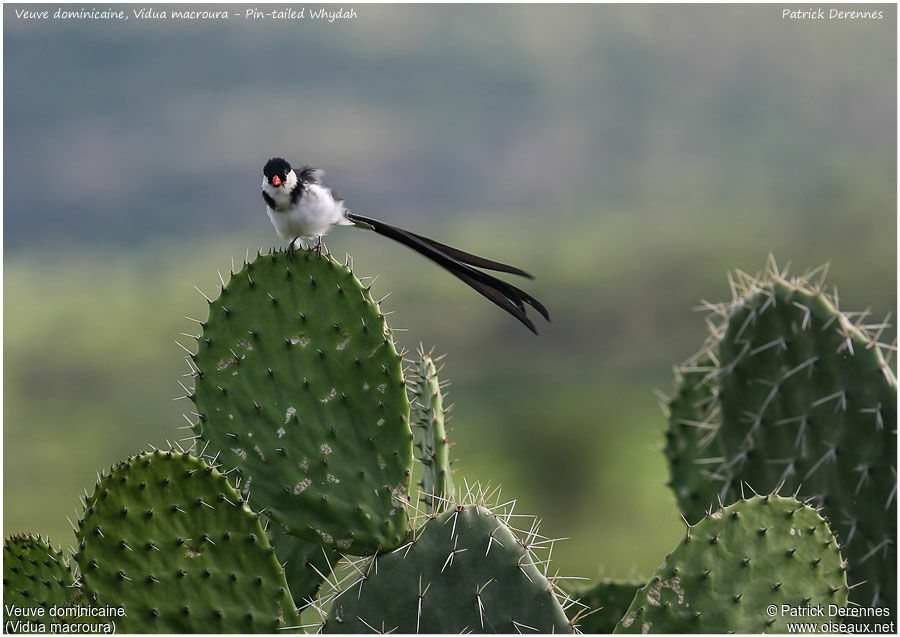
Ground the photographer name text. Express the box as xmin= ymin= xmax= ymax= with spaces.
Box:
xmin=782 ymin=7 xmax=884 ymax=20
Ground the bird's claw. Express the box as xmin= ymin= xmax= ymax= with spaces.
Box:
xmin=287 ymin=237 xmax=299 ymax=258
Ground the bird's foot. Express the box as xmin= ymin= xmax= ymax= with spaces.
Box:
xmin=287 ymin=237 xmax=301 ymax=258
xmin=315 ymin=236 xmax=324 ymax=256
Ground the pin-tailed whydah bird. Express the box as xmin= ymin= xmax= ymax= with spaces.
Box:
xmin=261 ymin=157 xmax=550 ymax=333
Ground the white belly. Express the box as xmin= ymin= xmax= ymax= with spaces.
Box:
xmin=267 ymin=184 xmax=351 ymax=240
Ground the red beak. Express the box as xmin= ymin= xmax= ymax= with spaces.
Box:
xmin=272 ymin=175 xmax=282 ymax=187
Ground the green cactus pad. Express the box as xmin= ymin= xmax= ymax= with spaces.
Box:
xmin=568 ymin=579 xmax=642 ymax=634
xmin=409 ymin=347 xmax=454 ymax=514
xmin=324 ymin=503 xmax=573 ymax=634
xmin=190 ymin=249 xmax=413 ymax=555
xmin=663 ymin=353 xmax=725 ymax=522
xmin=616 ymin=495 xmax=848 ymax=633
xmin=267 ymin=522 xmax=341 ymax=606
xmin=75 ymin=450 xmax=300 ymax=633
xmin=3 ymin=534 xmax=76 ymax=628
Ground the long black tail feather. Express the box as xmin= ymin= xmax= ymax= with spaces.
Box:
xmin=346 ymin=213 xmax=550 ymax=333
xmin=406 ymin=231 xmax=535 ymax=279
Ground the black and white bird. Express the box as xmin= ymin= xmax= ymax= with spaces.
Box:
xmin=261 ymin=157 xmax=550 ymax=333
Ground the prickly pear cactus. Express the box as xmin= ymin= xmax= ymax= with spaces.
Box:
xmin=189 ymin=249 xmax=413 ymax=555
xmin=616 ymin=495 xmax=848 ymax=633
xmin=323 ymin=495 xmax=573 ymax=634
xmin=665 ymin=259 xmax=896 ymax=611
xmin=75 ymin=450 xmax=300 ymax=633
xmin=3 ymin=534 xmax=76 ymax=627
xmin=568 ymin=579 xmax=642 ymax=634
xmin=717 ymin=268 xmax=896 ymax=609
xmin=663 ymin=353 xmax=725 ymax=521
xmin=409 ymin=347 xmax=454 ymax=514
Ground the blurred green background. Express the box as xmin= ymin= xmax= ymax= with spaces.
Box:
xmin=4 ymin=4 xmax=896 ymax=584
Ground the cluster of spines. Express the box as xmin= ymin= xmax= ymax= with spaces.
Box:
xmin=674 ymin=258 xmax=897 ymax=501
xmin=314 ymin=481 xmax=583 ymax=634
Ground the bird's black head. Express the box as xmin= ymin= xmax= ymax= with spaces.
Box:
xmin=263 ymin=157 xmax=292 ymax=187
